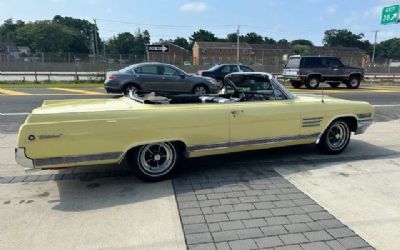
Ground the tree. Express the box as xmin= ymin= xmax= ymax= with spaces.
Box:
xmin=323 ymin=29 xmax=371 ymax=51
xmin=293 ymin=44 xmax=311 ymax=55
xmin=189 ymin=29 xmax=217 ymax=43
xmin=375 ymin=38 xmax=400 ymax=60
xmin=172 ymin=37 xmax=190 ymax=50
xmin=106 ymin=29 xmax=150 ymax=56
xmin=15 ymin=21 xmax=82 ymax=53
xmin=243 ymin=32 xmax=264 ymax=44
xmin=291 ymin=39 xmax=314 ymax=46
xmin=0 ymin=19 xmax=25 ymax=43
xmin=52 ymin=15 xmax=97 ymax=53
xmin=277 ymin=39 xmax=289 ymax=45
xmin=264 ymin=37 xmax=276 ymax=45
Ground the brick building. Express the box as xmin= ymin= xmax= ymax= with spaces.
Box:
xmin=148 ymin=41 xmax=191 ymax=65
xmin=192 ymin=41 xmax=366 ymax=67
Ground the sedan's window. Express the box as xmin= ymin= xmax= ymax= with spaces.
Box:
xmin=240 ymin=66 xmax=255 ymax=72
xmin=221 ymin=65 xmax=232 ymax=73
xmin=161 ymin=66 xmax=180 ymax=76
xmin=134 ymin=65 xmax=159 ymax=75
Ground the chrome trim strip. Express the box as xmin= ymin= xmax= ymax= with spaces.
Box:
xmin=187 ymin=133 xmax=320 ymax=152
xmin=34 ymin=152 xmax=123 ymax=167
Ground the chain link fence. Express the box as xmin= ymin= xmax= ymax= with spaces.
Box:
xmin=1 ymin=51 xmax=399 ymax=74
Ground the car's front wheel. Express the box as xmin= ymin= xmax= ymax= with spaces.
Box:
xmin=317 ymin=119 xmax=351 ymax=154
xmin=129 ymin=142 xmax=181 ymax=182
xmin=192 ymin=85 xmax=209 ymax=95
xmin=305 ymin=76 xmax=320 ymax=89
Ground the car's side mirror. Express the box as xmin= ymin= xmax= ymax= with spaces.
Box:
xmin=180 ymin=74 xmax=186 ymax=79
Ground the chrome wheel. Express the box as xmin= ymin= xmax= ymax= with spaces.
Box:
xmin=326 ymin=122 xmax=349 ymax=151
xmin=309 ymin=79 xmax=319 ymax=88
xmin=350 ymin=78 xmax=359 ymax=87
xmin=193 ymin=85 xmax=207 ymax=95
xmin=137 ymin=142 xmax=176 ymax=177
xmin=124 ymin=85 xmax=137 ymax=95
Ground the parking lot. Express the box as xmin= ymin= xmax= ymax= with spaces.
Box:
xmin=1 ymin=84 xmax=400 ymax=250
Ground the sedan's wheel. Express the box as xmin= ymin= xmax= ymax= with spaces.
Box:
xmin=131 ymin=142 xmax=180 ymax=181
xmin=192 ymin=85 xmax=208 ymax=95
xmin=346 ymin=76 xmax=361 ymax=89
xmin=305 ymin=77 xmax=320 ymax=89
xmin=317 ymin=119 xmax=351 ymax=154
xmin=123 ymin=85 xmax=138 ymax=95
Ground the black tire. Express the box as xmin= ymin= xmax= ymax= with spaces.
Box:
xmin=192 ymin=84 xmax=209 ymax=95
xmin=305 ymin=76 xmax=320 ymax=89
xmin=317 ymin=119 xmax=351 ymax=155
xmin=290 ymin=80 xmax=303 ymax=89
xmin=128 ymin=142 xmax=181 ymax=182
xmin=329 ymin=82 xmax=340 ymax=88
xmin=346 ymin=75 xmax=361 ymax=89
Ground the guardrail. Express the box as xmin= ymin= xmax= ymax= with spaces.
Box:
xmin=1 ymin=71 xmax=400 ymax=82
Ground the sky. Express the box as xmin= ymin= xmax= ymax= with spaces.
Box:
xmin=0 ymin=0 xmax=399 ymax=45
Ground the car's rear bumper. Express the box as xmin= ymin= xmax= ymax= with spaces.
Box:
xmin=104 ymin=86 xmax=122 ymax=94
xmin=15 ymin=147 xmax=34 ymax=171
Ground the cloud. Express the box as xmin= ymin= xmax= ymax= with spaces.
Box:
xmin=326 ymin=5 xmax=337 ymax=15
xmin=179 ymin=2 xmax=208 ymax=13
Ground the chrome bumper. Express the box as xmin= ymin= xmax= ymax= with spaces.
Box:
xmin=355 ymin=118 xmax=373 ymax=135
xmin=15 ymin=148 xmax=34 ymax=171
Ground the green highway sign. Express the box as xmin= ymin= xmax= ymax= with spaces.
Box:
xmin=381 ymin=5 xmax=399 ymax=25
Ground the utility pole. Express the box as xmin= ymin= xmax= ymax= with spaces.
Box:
xmin=236 ymin=25 xmax=240 ymax=64
xmin=93 ymin=19 xmax=99 ymax=62
xmin=371 ymin=30 xmax=378 ymax=65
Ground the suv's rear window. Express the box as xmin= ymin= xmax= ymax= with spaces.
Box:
xmin=286 ymin=58 xmax=300 ymax=68
xmin=303 ymin=57 xmax=323 ymax=67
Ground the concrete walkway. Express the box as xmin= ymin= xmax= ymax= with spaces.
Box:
xmin=277 ymin=120 xmax=400 ymax=250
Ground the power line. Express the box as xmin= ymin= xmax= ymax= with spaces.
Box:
xmin=97 ymin=18 xmax=236 ymax=28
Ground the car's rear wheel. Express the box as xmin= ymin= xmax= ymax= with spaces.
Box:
xmin=129 ymin=142 xmax=180 ymax=182
xmin=290 ymin=80 xmax=303 ymax=89
xmin=346 ymin=75 xmax=361 ymax=89
xmin=305 ymin=76 xmax=320 ymax=89
xmin=329 ymin=82 xmax=340 ymax=88
xmin=317 ymin=119 xmax=351 ymax=154
xmin=192 ymin=85 xmax=209 ymax=95
xmin=217 ymin=79 xmax=224 ymax=90
xmin=123 ymin=84 xmax=139 ymax=95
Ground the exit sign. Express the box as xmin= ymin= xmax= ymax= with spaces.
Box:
xmin=381 ymin=5 xmax=399 ymax=25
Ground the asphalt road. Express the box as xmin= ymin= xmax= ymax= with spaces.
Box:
xmin=1 ymin=86 xmax=400 ymax=134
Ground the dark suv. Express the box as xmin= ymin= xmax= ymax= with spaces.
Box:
xmin=283 ymin=56 xmax=364 ymax=89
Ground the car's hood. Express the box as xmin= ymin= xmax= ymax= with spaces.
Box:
xmin=32 ymin=97 xmax=133 ymax=115
xmin=188 ymin=74 xmax=214 ymax=81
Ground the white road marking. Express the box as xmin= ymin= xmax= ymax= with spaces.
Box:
xmin=0 ymin=112 xmax=30 ymax=116
xmin=372 ymin=104 xmax=400 ymax=107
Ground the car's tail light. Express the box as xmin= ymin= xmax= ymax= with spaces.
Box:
xmin=108 ymin=75 xmax=117 ymax=80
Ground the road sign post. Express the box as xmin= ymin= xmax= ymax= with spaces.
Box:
xmin=381 ymin=5 xmax=399 ymax=25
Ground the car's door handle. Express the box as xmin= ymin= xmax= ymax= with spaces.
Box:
xmin=231 ymin=110 xmax=244 ymax=117
xmin=333 ymin=68 xmax=339 ymax=71
xmin=162 ymin=76 xmax=166 ymax=80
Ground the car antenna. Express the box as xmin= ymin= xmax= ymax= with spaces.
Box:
xmin=321 ymin=85 xmax=325 ymax=103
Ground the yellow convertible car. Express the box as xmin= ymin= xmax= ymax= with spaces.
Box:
xmin=15 ymin=72 xmax=373 ymax=181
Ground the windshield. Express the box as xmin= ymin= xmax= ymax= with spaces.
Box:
xmin=208 ymin=65 xmax=221 ymax=71
xmin=286 ymin=58 xmax=300 ymax=68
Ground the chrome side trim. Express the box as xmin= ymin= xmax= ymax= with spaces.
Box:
xmin=34 ymin=152 xmax=123 ymax=167
xmin=187 ymin=133 xmax=320 ymax=152
xmin=302 ymin=117 xmax=323 ymax=128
